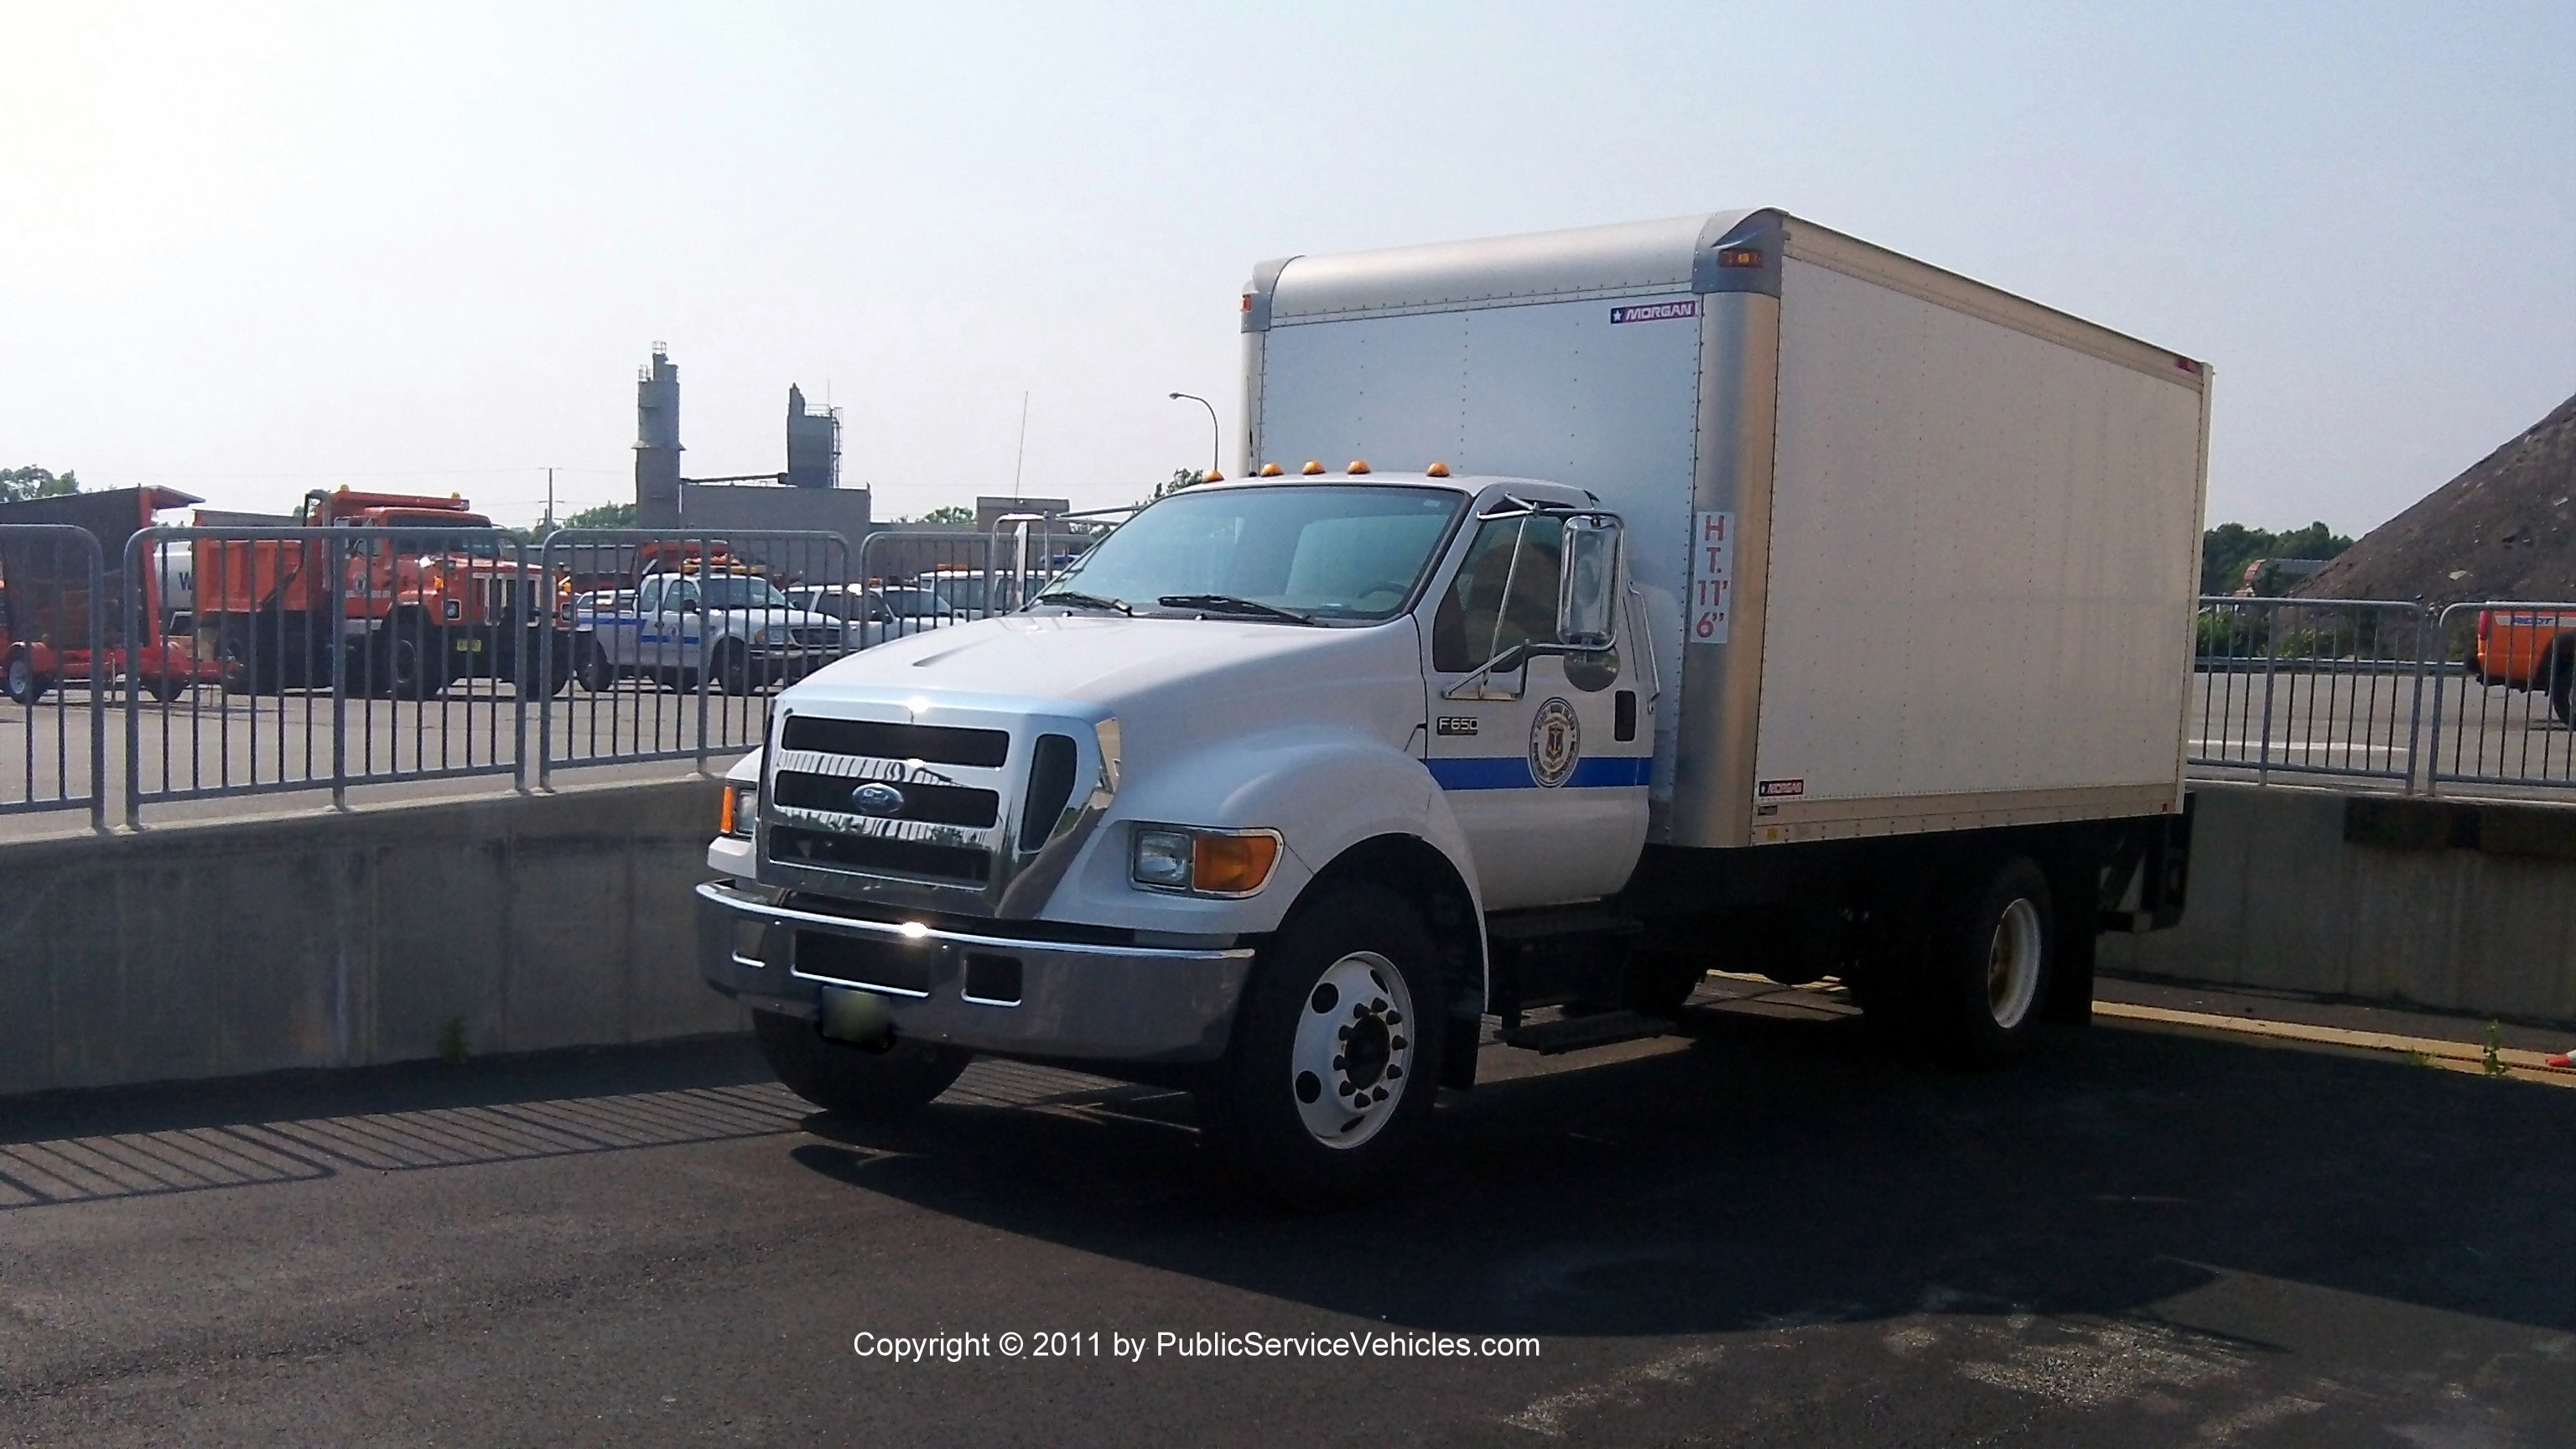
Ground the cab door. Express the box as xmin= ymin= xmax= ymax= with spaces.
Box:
xmin=1420 ymin=504 xmax=1651 ymax=910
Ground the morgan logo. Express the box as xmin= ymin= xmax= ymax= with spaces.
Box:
xmin=1530 ymin=698 xmax=1581 ymax=789
xmin=1609 ymin=299 xmax=1697 ymax=325
xmin=1756 ymin=778 xmax=1805 ymax=799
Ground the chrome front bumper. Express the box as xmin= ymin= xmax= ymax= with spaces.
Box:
xmin=695 ymin=879 xmax=1254 ymax=1062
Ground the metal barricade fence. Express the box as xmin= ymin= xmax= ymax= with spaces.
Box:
xmin=854 ymin=528 xmax=996 ymax=643
xmin=124 ymin=526 xmax=543 ymax=816
xmin=2425 ymin=601 xmax=2576 ymax=794
xmin=2189 ymin=597 xmax=2428 ymax=786
xmin=0 ymin=524 xmax=108 ymax=826
xmin=535 ymin=530 xmax=854 ymax=787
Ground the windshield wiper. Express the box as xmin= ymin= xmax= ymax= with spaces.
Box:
xmin=1156 ymin=594 xmax=1316 ymax=625
xmin=1036 ymin=589 xmax=1132 ymax=615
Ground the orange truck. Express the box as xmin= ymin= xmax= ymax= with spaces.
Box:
xmin=0 ymin=486 xmax=215 ymax=706
xmin=2473 ymin=609 xmax=2576 ymax=723
xmin=201 ymin=487 xmax=578 ymax=698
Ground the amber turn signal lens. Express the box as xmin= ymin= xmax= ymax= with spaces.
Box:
xmin=1192 ymin=833 xmax=1280 ymax=895
xmin=718 ymin=787 xmax=736 ymax=836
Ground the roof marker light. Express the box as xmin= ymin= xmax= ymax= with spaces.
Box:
xmin=1259 ymin=462 xmax=1284 ymax=477
xmin=1716 ymin=247 xmax=1764 ymax=268
xmin=1347 ymin=460 xmax=1370 ymax=475
xmin=1425 ymin=461 xmax=1451 ymax=477
xmin=1301 ymin=460 xmax=1326 ymax=475
xmin=1203 ymin=468 xmax=1224 ymax=482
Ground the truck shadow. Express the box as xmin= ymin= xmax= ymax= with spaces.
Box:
xmin=788 ymin=1009 xmax=2576 ymax=1342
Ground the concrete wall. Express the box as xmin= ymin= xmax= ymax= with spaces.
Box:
xmin=2101 ymin=782 xmax=2576 ymax=1025
xmin=0 ymin=778 xmax=739 ymax=1098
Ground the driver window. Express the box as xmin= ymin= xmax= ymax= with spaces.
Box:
xmin=1431 ymin=515 xmax=1563 ymax=673
xmin=637 ymin=577 xmax=664 ymax=613
xmin=668 ymin=580 xmax=700 ymax=611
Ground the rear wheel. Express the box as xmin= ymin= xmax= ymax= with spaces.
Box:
xmin=752 ymin=1010 xmax=970 ymax=1119
xmin=4 ymin=651 xmax=49 ymax=707
xmin=1896 ymin=855 xmax=2055 ymax=1067
xmin=1197 ymin=883 xmax=1445 ymax=1207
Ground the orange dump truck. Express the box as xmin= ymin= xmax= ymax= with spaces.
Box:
xmin=2473 ymin=610 xmax=2576 ymax=723
xmin=202 ymin=487 xmax=577 ymax=698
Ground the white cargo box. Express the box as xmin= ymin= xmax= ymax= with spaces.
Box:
xmin=1244 ymin=210 xmax=2210 ymax=850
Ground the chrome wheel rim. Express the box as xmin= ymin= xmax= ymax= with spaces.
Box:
xmin=1987 ymin=897 xmax=2044 ymax=1030
xmin=1289 ymin=951 xmax=1415 ymax=1150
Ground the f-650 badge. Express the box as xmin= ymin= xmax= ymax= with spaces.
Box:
xmin=1529 ymin=698 xmax=1581 ymax=788
xmin=1435 ymin=716 xmax=1479 ymax=737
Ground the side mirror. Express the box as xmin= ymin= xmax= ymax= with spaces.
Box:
xmin=1557 ymin=513 xmax=1622 ymax=650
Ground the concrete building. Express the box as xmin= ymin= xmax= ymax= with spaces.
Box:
xmin=631 ymin=345 xmax=870 ymax=555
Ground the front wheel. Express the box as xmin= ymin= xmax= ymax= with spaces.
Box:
xmin=1197 ymin=883 xmax=1445 ymax=1207
xmin=752 ymin=1010 xmax=969 ymax=1119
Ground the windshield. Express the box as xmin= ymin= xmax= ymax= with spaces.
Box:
xmin=1038 ymin=485 xmax=1464 ymax=621
xmin=695 ymin=577 xmax=787 ymax=609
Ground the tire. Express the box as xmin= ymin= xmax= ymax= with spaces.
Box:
xmin=4 ymin=651 xmax=48 ymax=707
xmin=146 ymin=673 xmax=191 ymax=704
xmin=1900 ymin=855 xmax=2055 ymax=1067
xmin=2548 ymin=643 xmax=2576 ymax=726
xmin=376 ymin=621 xmax=448 ymax=700
xmin=1197 ymin=883 xmax=1446 ymax=1207
xmin=576 ymin=639 xmax=615 ymax=693
xmin=752 ymin=1009 xmax=970 ymax=1119
xmin=713 ymin=640 xmax=754 ymax=696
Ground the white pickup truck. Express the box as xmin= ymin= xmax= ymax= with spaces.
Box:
xmin=698 ymin=210 xmax=2206 ymax=1202
xmin=576 ymin=569 xmax=845 ymax=694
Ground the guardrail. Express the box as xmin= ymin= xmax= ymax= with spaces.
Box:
xmin=0 ymin=523 xmax=1082 ymax=826
xmin=15 ymin=555 xmax=2575 ymax=823
xmin=0 ymin=524 xmax=108 ymax=827
xmin=2426 ymin=601 xmax=2576 ymax=793
xmin=2189 ymin=597 xmax=2428 ymax=785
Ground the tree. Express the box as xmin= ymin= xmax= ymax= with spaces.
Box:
xmin=902 ymin=505 xmax=974 ymax=525
xmin=0 ymin=466 xmax=79 ymax=504
xmin=563 ymin=501 xmax=635 ymax=529
xmin=1143 ymin=468 xmax=1203 ymax=506
xmin=2201 ymin=521 xmax=2353 ymax=596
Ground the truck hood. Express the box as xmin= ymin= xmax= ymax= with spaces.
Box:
xmin=784 ymin=612 xmax=1427 ymax=753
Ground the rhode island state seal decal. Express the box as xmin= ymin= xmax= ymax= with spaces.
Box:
xmin=1529 ymin=697 xmax=1581 ymax=789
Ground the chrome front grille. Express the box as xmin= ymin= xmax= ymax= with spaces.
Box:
xmin=759 ymin=709 xmax=1118 ymax=918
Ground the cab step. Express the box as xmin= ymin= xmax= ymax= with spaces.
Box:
xmin=1498 ymin=1009 xmax=1674 ymax=1056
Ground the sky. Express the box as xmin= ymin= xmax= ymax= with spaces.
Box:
xmin=3 ymin=1 xmax=2570 ymax=533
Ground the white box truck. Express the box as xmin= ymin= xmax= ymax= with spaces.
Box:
xmin=698 ymin=209 xmax=2206 ymax=1202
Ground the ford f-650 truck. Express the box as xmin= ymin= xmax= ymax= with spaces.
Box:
xmin=698 ymin=210 xmax=2207 ymax=1201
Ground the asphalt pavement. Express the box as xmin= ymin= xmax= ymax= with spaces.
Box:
xmin=3 ymin=988 xmax=2569 ymax=1446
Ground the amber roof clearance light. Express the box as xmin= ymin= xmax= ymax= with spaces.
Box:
xmin=1425 ymin=461 xmax=1452 ymax=477
xmin=1301 ymin=460 xmax=1326 ymax=475
xmin=1347 ymin=460 xmax=1371 ymax=475
xmin=1258 ymin=462 xmax=1284 ymax=477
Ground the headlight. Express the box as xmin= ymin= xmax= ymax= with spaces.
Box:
xmin=759 ymin=624 xmax=792 ymax=645
xmin=720 ymin=783 xmax=758 ymax=838
xmin=1129 ymin=824 xmax=1281 ymax=897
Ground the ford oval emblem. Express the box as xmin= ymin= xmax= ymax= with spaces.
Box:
xmin=849 ymin=782 xmax=906 ymax=817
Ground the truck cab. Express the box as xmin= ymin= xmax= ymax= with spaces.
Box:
xmin=701 ymin=470 xmax=1656 ymax=1197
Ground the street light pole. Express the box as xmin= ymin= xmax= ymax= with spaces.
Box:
xmin=1168 ymin=392 xmax=1221 ymax=479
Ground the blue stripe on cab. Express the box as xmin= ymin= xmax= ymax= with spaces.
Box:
xmin=1426 ymin=756 xmax=1652 ymax=790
